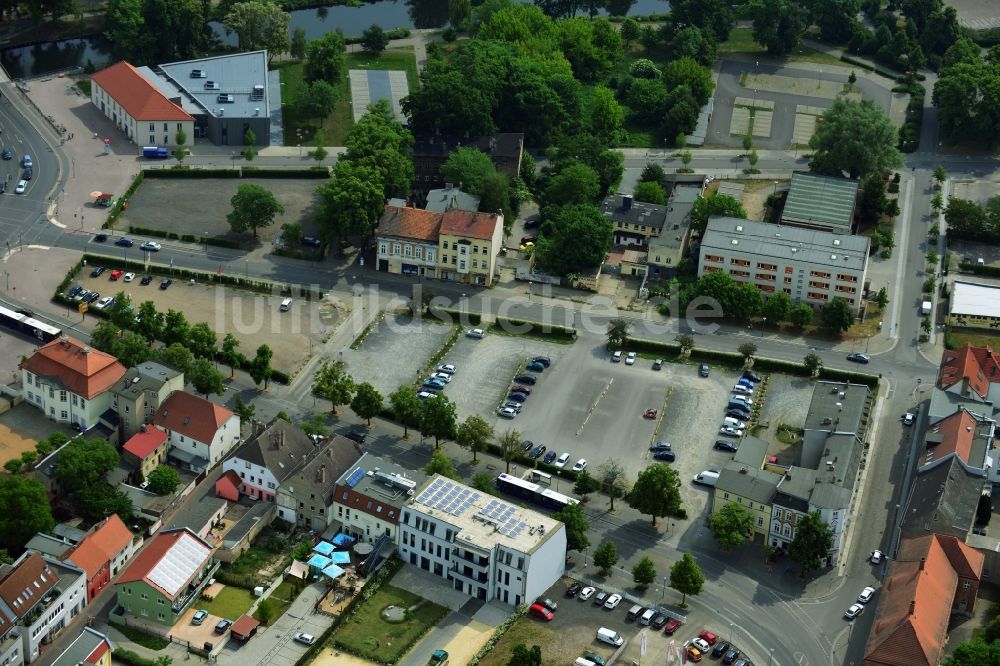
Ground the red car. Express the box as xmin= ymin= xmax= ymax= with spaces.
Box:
xmin=109 ymin=269 xmax=123 ymax=281
xmin=643 ymin=409 xmax=658 ymax=419
xmin=528 ymin=603 xmax=553 ymax=621
xmin=664 ymin=618 xmax=682 ymax=635
xmin=698 ymin=630 xmax=718 ymax=646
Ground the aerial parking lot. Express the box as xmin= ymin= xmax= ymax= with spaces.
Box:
xmin=346 ymin=315 xmax=454 ymax=396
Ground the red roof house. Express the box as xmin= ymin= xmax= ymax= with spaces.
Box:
xmin=230 ymin=614 xmax=260 ymax=641
xmin=215 ymin=469 xmax=242 ymax=502
xmin=122 ymin=425 xmax=170 ymax=481
xmin=63 ymin=515 xmax=135 ymax=602
xmin=91 ymin=61 xmax=192 ymax=122
xmin=937 ymin=343 xmax=999 ymax=401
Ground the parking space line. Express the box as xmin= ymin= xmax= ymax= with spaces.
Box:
xmin=577 ymin=377 xmax=613 ymax=436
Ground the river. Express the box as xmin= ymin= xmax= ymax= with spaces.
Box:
xmin=1 ymin=0 xmax=669 ymax=79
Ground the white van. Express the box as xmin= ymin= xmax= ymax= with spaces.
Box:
xmin=693 ymin=470 xmax=720 ymax=487
xmin=722 ymin=417 xmax=746 ymax=429
xmin=640 ymin=608 xmax=657 ymax=625
xmin=280 ymin=298 xmax=292 ymax=311
xmin=597 ymin=627 xmax=624 ymax=647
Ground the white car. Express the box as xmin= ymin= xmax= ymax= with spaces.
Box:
xmin=612 ymin=351 xmax=622 ymax=363
xmin=14 ymin=179 xmax=26 ymax=194
xmin=94 ymin=296 xmax=114 ymax=310
xmin=431 ymin=372 xmax=452 ymax=383
xmin=858 ymin=586 xmax=876 ymax=604
xmin=497 ymin=407 xmax=517 ymax=419
xmin=465 ymin=328 xmax=485 ymax=339
xmin=293 ymin=632 xmax=316 ymax=645
xmin=719 ymin=426 xmax=744 ymax=438
xmin=578 ymin=586 xmax=595 ymax=601
xmin=730 ymin=395 xmax=754 ymax=406
xmin=417 ymin=391 xmax=438 ymax=400
xmin=625 ymin=352 xmax=636 ymax=365
xmin=691 ymin=638 xmax=711 ymax=654
xmin=604 ymin=593 xmax=622 ymax=609
xmin=554 ymin=452 xmax=571 ymax=468
xmin=140 ymin=241 xmax=162 ymax=251
xmin=870 ymin=550 xmax=883 ymax=565
xmin=123 ymin=272 xmax=136 ymax=282
xmin=732 ymin=384 xmax=754 ymax=395
xmin=844 ymin=603 xmax=865 ymax=619
xmin=903 ymin=412 xmax=915 ymax=426
xmin=437 ymin=364 xmax=457 ymax=375
xmin=572 ymin=459 xmax=588 ymax=472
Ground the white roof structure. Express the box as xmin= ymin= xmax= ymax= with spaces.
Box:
xmin=145 ymin=532 xmax=211 ymax=598
xmin=951 ymin=281 xmax=1000 ymax=319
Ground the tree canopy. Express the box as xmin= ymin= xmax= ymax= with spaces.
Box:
xmin=789 ymin=510 xmax=834 ymax=573
xmin=669 ymin=553 xmax=705 ymax=604
xmin=553 ymin=502 xmax=590 ymax=552
xmin=223 ymin=1 xmax=290 ymax=60
xmin=440 ymin=147 xmax=496 ymax=195
xmin=627 ymin=463 xmax=685 ymax=526
xmin=534 ymin=204 xmax=611 ymax=276
xmin=350 ymin=382 xmax=383 ymax=425
xmin=312 ymin=360 xmax=355 ymax=414
xmin=305 ymin=31 xmax=346 ymax=84
xmin=227 ymin=184 xmax=284 ymax=239
xmin=749 ymin=0 xmax=809 ymax=55
xmin=147 ymin=465 xmax=180 ymax=495
xmin=456 ymin=415 xmax=494 ymax=462
xmin=0 ymin=475 xmax=54 ymax=553
xmin=809 ymin=98 xmax=902 ymax=179
xmin=819 ymin=297 xmax=854 ymax=335
xmin=420 ymin=394 xmax=458 ymax=447
xmin=691 ymin=193 xmax=747 ymax=236
xmin=708 ymin=502 xmax=755 ymax=550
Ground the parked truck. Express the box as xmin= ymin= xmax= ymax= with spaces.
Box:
xmin=142 ymin=146 xmax=169 ymax=159
xmin=921 ymin=301 xmax=932 ymax=315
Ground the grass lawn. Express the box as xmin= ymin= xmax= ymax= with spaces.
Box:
xmin=332 ymin=585 xmax=448 ymax=662
xmin=199 ymin=586 xmax=254 ymax=620
xmin=277 ymin=47 xmax=419 ymax=147
xmin=477 ymin=614 xmax=574 ymax=666
xmin=719 ymin=27 xmax=843 ymax=67
xmin=112 ymin=623 xmax=169 ymax=650
xmin=229 ymin=544 xmax=281 ymax=575
xmin=254 ymin=580 xmax=300 ymax=625
xmin=948 ymin=328 xmax=1000 ymax=350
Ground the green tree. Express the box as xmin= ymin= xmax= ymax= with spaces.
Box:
xmin=139 ymin=0 xmax=206 ymax=63
xmin=117 ymin=332 xmax=153 ymax=368
xmin=440 ymin=147 xmax=496 ymax=195
xmin=343 ymin=99 xmax=414 ymax=199
xmin=295 ymin=80 xmax=338 ymax=124
xmin=662 ymin=57 xmax=714 ymax=106
xmin=627 ymin=463 xmax=684 ymax=527
xmin=640 ymin=163 xmax=665 ymax=186
xmin=876 ymin=286 xmax=889 ymax=309
xmin=627 ymin=78 xmax=669 ymax=126
xmin=104 ymin=0 xmax=147 ymax=60
xmin=312 ymin=359 xmax=354 ymax=414
xmin=534 ymin=204 xmax=611 ymax=276
xmin=161 ymin=309 xmax=190 ymax=347
xmin=300 ymin=413 xmax=330 ymax=439
xmin=497 ymin=429 xmax=520 ymax=473
xmin=423 ymin=449 xmax=459 ymax=479
xmin=146 ymin=465 xmax=180 ymax=495
xmin=553 ymin=502 xmax=590 ymax=552
xmin=56 ymin=438 xmax=119 ymax=494
xmin=158 ymin=342 xmax=194 ymax=375
xmin=632 ymin=556 xmax=657 ymax=588
xmin=669 ymin=0 xmax=734 ymax=42
xmin=249 ymin=344 xmax=274 ymax=389
xmin=361 ymin=24 xmax=389 ymax=54
xmin=810 ymin=98 xmax=902 ymax=179
xmin=593 ymin=540 xmax=618 ymax=575
xmin=420 ymin=394 xmax=458 ymax=447
xmin=934 ymin=164 xmax=948 ymax=185
xmin=790 ymin=303 xmax=814 ymax=328
xmin=634 ymin=181 xmax=666 ymax=205
xmin=788 ymin=510 xmax=834 ymax=574
xmin=676 ymin=334 xmax=695 ymax=353
xmin=749 ymin=0 xmax=809 ymax=55
xmin=574 ymin=470 xmax=601 ymax=499
xmin=708 ymin=502 xmax=755 ymax=550
xmin=541 ymin=161 xmax=601 ymax=207
xmin=0 ymin=475 xmax=55 ymax=553
xmin=507 ymin=645 xmax=542 ymax=666
xmin=761 ymin=292 xmax=791 ymax=323
xmin=478 ymin=172 xmax=514 ymax=222
xmin=588 ymin=86 xmax=624 ymax=141
xmin=449 ymin=0 xmax=472 ymax=30
xmin=669 ymin=553 xmax=705 ymax=605
xmin=233 ymin=394 xmax=255 ymax=424
xmin=690 ymin=194 xmax=747 ymax=236
xmin=597 ymin=459 xmax=628 ymax=511
xmin=696 ymin=269 xmax=738 ymax=312
xmin=803 ymin=352 xmax=823 ymax=375
xmin=290 ymin=26 xmax=307 ymax=60
xmin=188 ymin=322 xmax=217 ymax=360
xmin=88 ymin=320 xmax=120 ymax=355
xmin=227 ymin=184 xmax=284 ymax=239
xmin=305 ymin=32 xmax=346 ymax=84
xmin=814 ymin=0 xmax=862 ymax=43
xmin=738 ymin=342 xmax=758 ymax=364
xmin=606 ymin=317 xmax=632 ymax=349
xmin=389 ymin=386 xmax=422 ymax=437
xmin=471 ymin=472 xmax=499 ymax=496
xmin=820 ymin=297 xmax=854 ymax=335
xmin=315 ymin=161 xmax=385 ymax=247
xmin=456 ymin=415 xmax=493 ymax=462
xmin=944 ymin=639 xmax=1000 ymax=666
xmin=620 ymin=16 xmax=640 ymax=45
xmin=731 ymin=283 xmax=763 ymax=320
xmin=107 ymin=291 xmax=133 ymax=332
xmin=220 ymin=333 xmax=241 ymax=377
xmin=223 ymin=1 xmax=290 ymax=61
xmin=350 ymin=382 xmax=383 ymax=425
xmin=135 ymin=300 xmax=163 ymax=343
xmin=3 ymin=460 xmax=22 ymax=475
xmin=188 ymin=357 xmax=225 ymax=398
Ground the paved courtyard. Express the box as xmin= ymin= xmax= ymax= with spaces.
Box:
xmin=348 ymin=69 xmax=409 ymax=123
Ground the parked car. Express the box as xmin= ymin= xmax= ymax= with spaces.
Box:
xmin=437 ymin=364 xmax=457 ymax=375
xmin=123 ymin=272 xmax=136 ymax=282
xmin=643 ymin=408 xmax=658 ymax=419
xmin=653 ymin=450 xmax=676 ymax=462
xmin=903 ymin=412 xmax=915 ymax=426
xmin=65 ymin=285 xmax=83 ymax=299
xmin=699 ymin=363 xmax=710 ymax=377
xmin=417 ymin=391 xmax=438 ymax=400
xmin=847 ymin=353 xmax=871 ymax=364
xmin=93 ymin=234 xmax=107 ymax=242
xmin=593 ymin=590 xmax=609 ymax=606
xmin=293 ymin=633 xmax=316 ymax=645
xmin=686 ymin=646 xmax=704 ymax=662
xmin=512 ymin=384 xmax=532 ymax=395
xmin=0 ymin=148 xmax=10 ymax=160
xmin=625 ymin=352 xmax=636 ymax=365
xmin=730 ymin=395 xmax=754 ymax=406
xmin=109 ymin=269 xmax=123 ymax=281
xmin=192 ymin=610 xmax=208 ymax=625
xmin=554 ymin=452 xmax=571 ymax=468
xmin=431 ymin=372 xmax=452 ymax=384
xmin=532 ymin=356 xmax=551 ymax=367
xmin=572 ymin=459 xmax=588 ymax=472
xmin=94 ymin=296 xmax=115 ymax=310
xmin=697 ymin=631 xmax=718 ymax=646
xmin=529 ymin=444 xmax=547 ymax=459
xmin=578 ymin=586 xmax=595 ymax=601
xmin=535 ymin=597 xmax=558 ymax=612
xmin=566 ymin=582 xmax=583 ymax=597
xmin=612 ymin=351 xmax=622 ymax=363
xmin=115 ymin=236 xmax=134 ymax=247
xmin=870 ymin=550 xmax=883 ymax=565
xmin=302 ymin=236 xmax=322 ymax=247
xmin=498 ymin=407 xmax=518 ymax=419
xmin=502 ymin=401 xmax=522 ymax=413
xmin=650 ymin=613 xmax=668 ymax=629
xmin=159 ymin=278 xmax=172 ymax=289
xmin=714 ymin=440 xmax=739 ymax=452
xmin=507 ymin=392 xmax=528 ymax=403
xmin=726 ymin=408 xmax=752 ymax=420
xmin=732 ymin=384 xmax=754 ymax=395
xmin=214 ymin=619 xmax=232 ymax=634
xmin=712 ymin=642 xmax=731 ymax=658
xmin=543 ymin=450 xmax=557 ymax=464
xmin=140 ymin=241 xmax=162 ymax=252
xmin=465 ymin=328 xmax=486 ymax=338
xmin=140 ymin=275 xmax=153 ymax=285
xmin=723 ymin=647 xmax=741 ymax=665
xmin=526 ymin=361 xmax=546 ymax=372
xmin=603 ymin=594 xmax=622 ymax=609
xmin=346 ymin=430 xmax=367 ymax=444
xmin=422 ymin=381 xmax=444 ymax=392
xmin=858 ymin=586 xmax=876 ymax=604
xmin=14 ymin=179 xmax=26 ymax=194
xmin=653 ymin=359 xmax=663 ymax=370
xmin=719 ymin=426 xmax=744 ymax=438
xmin=743 ymin=370 xmax=762 ymax=383
xmin=583 ymin=652 xmax=607 ymax=666
xmin=528 ymin=603 xmax=553 ymax=621
xmin=650 ymin=441 xmax=672 ymax=452
xmin=664 ymin=618 xmax=682 ymax=635
xmin=514 ymin=374 xmax=537 ymax=385
xmin=521 ymin=440 xmax=534 ymax=452
xmin=844 ymin=603 xmax=865 ymax=619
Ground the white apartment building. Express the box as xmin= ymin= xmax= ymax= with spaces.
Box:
xmin=398 ymin=476 xmax=566 ymax=605
xmin=699 ymin=217 xmax=870 ymax=314
xmin=333 ymin=454 xmax=427 ymax=544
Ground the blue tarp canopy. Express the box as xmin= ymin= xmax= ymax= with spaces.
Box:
xmin=331 ymin=533 xmax=354 ymax=547
xmin=312 ymin=541 xmax=335 ymax=557
xmin=307 ymin=554 xmax=331 ymax=569
xmin=321 ymin=563 xmax=346 ymax=580
xmin=330 ymin=551 xmax=351 ymax=564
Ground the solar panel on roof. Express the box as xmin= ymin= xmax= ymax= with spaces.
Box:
xmin=345 ymin=468 xmax=366 ymax=488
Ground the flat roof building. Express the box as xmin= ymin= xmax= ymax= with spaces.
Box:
xmin=949 ymin=280 xmax=1000 ymax=330
xmin=780 ymin=171 xmax=859 ymax=233
xmin=699 ymin=217 xmax=869 ymax=314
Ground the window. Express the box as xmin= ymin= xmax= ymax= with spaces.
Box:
xmin=177 ymin=123 xmax=183 ymax=131
xmin=393 ymin=243 xmax=401 ymax=255
xmin=26 ymin=374 xmax=31 ymax=386
xmin=836 ymin=274 xmax=857 ymax=282
xmin=140 ymin=592 xmax=148 ymax=600
xmin=72 ymin=394 xmax=77 ymax=406
xmin=723 ymin=492 xmax=730 ymax=500
xmin=451 ymin=256 xmax=456 ymax=265
xmin=149 ymin=123 xmax=155 ymax=131
xmin=379 ymin=242 xmax=387 ymax=255
xmin=809 ymin=270 xmax=831 ymax=279
xmin=785 ymin=266 xmax=794 ymax=273
xmin=427 ymin=250 xmax=435 ymax=262
xmin=404 ymin=245 xmax=412 ymax=257
xmin=757 ymin=517 xmax=764 ymax=527
xmin=415 ymin=247 xmax=422 ymax=259
xmin=49 ymin=387 xmax=54 ymax=399
xmin=442 ymin=254 xmax=448 ymax=263
xmin=704 ymin=254 xmax=724 ymax=263
xmin=459 ymin=260 xmax=466 ymax=270
xmin=27 ymin=391 xmax=33 ymax=401
xmin=442 ymin=241 xmax=449 ymax=250
xmin=149 ymin=135 xmax=155 ymax=144
xmin=730 ymin=258 xmax=751 ymax=267
xmin=756 ymin=273 xmax=776 ymax=281
xmin=60 ymin=410 xmax=68 ymax=419
xmin=757 ymin=262 xmax=778 ymax=271
xmin=157 ymin=598 xmax=165 ymax=605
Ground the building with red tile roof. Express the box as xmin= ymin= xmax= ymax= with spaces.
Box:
xmin=20 ymin=336 xmax=127 ymax=431
xmin=116 ymin=528 xmax=216 ymax=627
xmin=153 ymin=391 xmax=240 ymax=473
xmin=863 ymin=534 xmax=983 ymax=666
xmin=63 ymin=515 xmax=135 ymax=602
xmin=122 ymin=425 xmax=170 ymax=481
xmin=375 ymin=205 xmax=442 ymax=279
xmin=90 ymin=61 xmax=194 ymax=148
xmin=937 ymin=343 xmax=995 ymax=402
xmin=215 ymin=469 xmax=242 ymax=502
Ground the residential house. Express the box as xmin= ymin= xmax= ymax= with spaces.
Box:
xmin=647 ymin=186 xmax=698 ymax=279
xmin=711 ymin=437 xmax=781 ymax=542
xmin=114 ymin=528 xmax=216 ymax=628
xmin=437 ymin=209 xmax=504 ymax=286
xmin=90 ymin=61 xmax=194 ymax=148
xmin=412 ymin=133 xmax=524 ymax=189
xmin=332 ymin=454 xmax=427 ymax=544
xmin=50 ymin=627 xmax=112 ymax=666
xmin=276 ymin=437 xmax=364 ymax=532
xmin=121 ymin=426 xmax=170 ymax=482
xmin=603 ymin=194 xmax=668 ymax=248
xmin=699 ymin=217 xmax=869 ymax=314
xmin=20 ymin=337 xmax=127 ymax=431
xmin=153 ymin=391 xmax=240 ymax=473
xmin=0 ymin=607 xmax=18 ymax=666
xmin=937 ymin=343 xmax=1000 ymax=405
xmin=425 ymin=186 xmax=480 ymax=213
xmin=779 ymin=171 xmax=859 ymax=233
xmin=222 ymin=419 xmax=316 ymax=503
xmin=863 ymin=534 xmax=983 ymax=666
xmin=399 ymin=475 xmax=566 ymax=605
xmin=110 ymin=362 xmax=184 ymax=441
xmin=0 ymin=552 xmax=87 ymax=664
xmin=375 ymin=206 xmax=440 ymax=278
xmin=61 ymin=515 xmax=135 ymax=602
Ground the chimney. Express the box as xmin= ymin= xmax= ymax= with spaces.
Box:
xmin=622 ymin=194 xmax=633 ymax=211
xmin=919 ymin=557 xmax=926 ymax=571
xmin=278 ymin=430 xmax=285 ymax=448
xmin=739 ymin=467 xmax=748 ymax=475
xmin=909 ymin=600 xmax=916 ymax=616
xmin=318 ymin=464 xmax=326 ymax=484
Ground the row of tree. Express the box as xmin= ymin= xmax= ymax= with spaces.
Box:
xmin=942 ymin=196 xmax=1000 ymax=244
xmin=934 ymin=40 xmax=1000 ymax=146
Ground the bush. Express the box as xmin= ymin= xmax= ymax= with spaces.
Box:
xmin=105 ymin=171 xmax=145 ymax=228
xmin=492 ymin=317 xmax=576 ymax=340
xmin=111 ymin=649 xmax=165 ymax=666
xmin=214 ymin=567 xmax=263 ymax=590
xmin=467 ymin=605 xmax=529 ymax=666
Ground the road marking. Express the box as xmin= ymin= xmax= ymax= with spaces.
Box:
xmin=577 ymin=376 xmax=613 ymax=436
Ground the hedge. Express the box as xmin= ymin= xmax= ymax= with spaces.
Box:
xmin=104 ymin=171 xmax=145 ymax=228
xmin=492 ymin=316 xmax=576 ymax=340
xmin=958 ymin=262 xmax=1000 ymax=278
xmin=625 ymin=337 xmax=682 ymax=357
xmin=467 ymin=605 xmax=529 ymax=666
xmin=429 ymin=306 xmax=481 ymax=326
xmin=818 ymin=367 xmax=879 ymax=387
xmin=143 ymin=167 xmax=328 ymax=179
xmin=839 ymin=54 xmax=899 ymax=79
xmin=111 ymin=649 xmax=164 ymax=666
xmin=293 ymin=556 xmax=402 ymax=666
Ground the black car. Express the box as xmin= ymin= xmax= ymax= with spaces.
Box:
xmin=140 ymin=275 xmax=153 ymax=285
xmin=532 ymin=356 xmax=551 ymax=368
xmin=513 ymin=374 xmax=537 ymax=385
xmin=115 ymin=237 xmax=134 ymax=247
xmin=653 ymin=450 xmax=676 ymax=462
xmin=726 ymin=408 xmax=751 ymax=420
xmin=649 ymin=441 xmax=672 ymax=452
xmin=543 ymin=450 xmax=557 ymax=464
xmin=743 ymin=370 xmax=762 ymax=383
xmin=653 ymin=359 xmax=663 ymax=370
xmin=302 ymin=236 xmax=322 ymax=247
xmin=65 ymin=285 xmax=83 ymax=299
xmin=650 ymin=613 xmax=668 ymax=629
xmin=521 ymin=440 xmax=534 ymax=452
xmin=508 ymin=392 xmax=528 ymax=403
xmin=90 ymin=266 xmax=105 ymax=277
xmin=22 ymin=167 xmax=31 ymax=180
xmin=93 ymin=234 xmax=108 ymax=242
xmin=346 ymin=430 xmax=367 ymax=444
xmin=712 ymin=642 xmax=730 ymax=658
xmin=723 ymin=647 xmax=741 ymax=664
xmin=566 ymin=582 xmax=583 ymax=597
xmin=0 ymin=181 xmax=5 ymax=194
xmin=700 ymin=363 xmax=710 ymax=377
xmin=847 ymin=353 xmax=871 ymax=364
xmin=529 ymin=444 xmax=547 ymax=459
xmin=714 ymin=440 xmax=739 ymax=452
xmin=83 ymin=291 xmax=100 ymax=303
xmin=214 ymin=619 xmax=232 ymax=634
xmin=159 ymin=278 xmax=172 ymax=289
xmin=523 ymin=217 xmax=540 ymax=229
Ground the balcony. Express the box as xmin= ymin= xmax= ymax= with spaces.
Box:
xmin=450 ymin=563 xmax=488 ymax=584
xmin=171 ymin=560 xmax=220 ymax=614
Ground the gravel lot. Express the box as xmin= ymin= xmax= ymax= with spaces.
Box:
xmin=345 ymin=314 xmax=453 ymax=396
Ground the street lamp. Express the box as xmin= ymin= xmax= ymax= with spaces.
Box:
xmin=556 ymin=470 xmax=561 ymax=491
xmin=245 ymin=260 xmax=249 ymax=279
xmin=661 ymin=575 xmax=668 ymax=599
xmin=761 ymin=317 xmax=766 ymax=337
